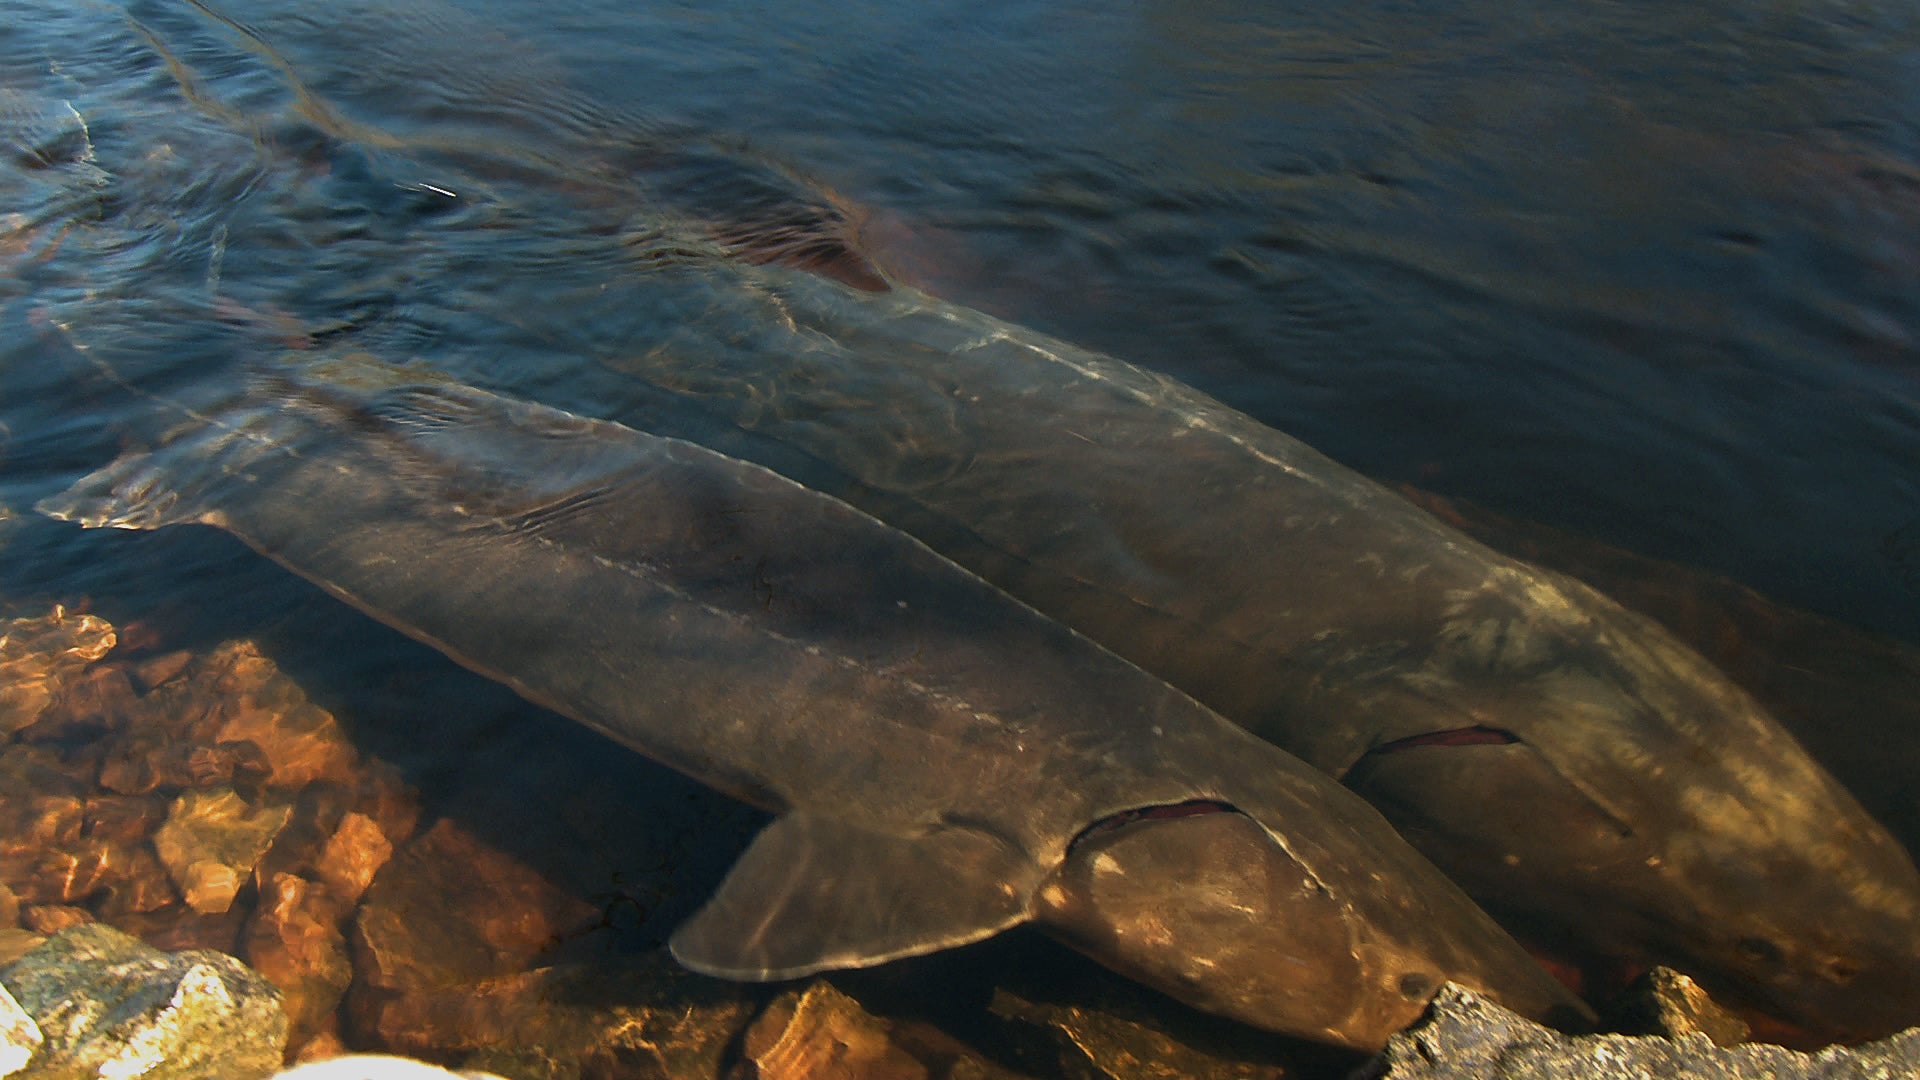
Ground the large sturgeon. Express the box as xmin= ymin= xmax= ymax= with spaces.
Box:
xmin=535 ymin=260 xmax=1920 ymax=1043
xmin=37 ymin=356 xmax=1588 ymax=1051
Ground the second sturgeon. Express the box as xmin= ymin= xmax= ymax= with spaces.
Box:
xmin=38 ymin=355 xmax=1587 ymax=1051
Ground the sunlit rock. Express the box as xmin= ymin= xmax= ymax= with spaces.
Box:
xmin=0 ymin=937 xmax=41 ymax=970
xmin=316 ymin=811 xmax=392 ymax=908
xmin=741 ymin=981 xmax=999 ymax=1080
xmin=0 ymin=607 xmax=115 ymax=736
xmin=366 ymin=954 xmax=754 ymax=1080
xmin=18 ymin=906 xmax=88 ymax=936
xmin=206 ymin=641 xmax=359 ymax=790
xmin=0 ymin=982 xmax=40 ymax=1079
xmin=1366 ymin=984 xmax=1920 ymax=1079
xmin=92 ymin=847 xmax=178 ymax=919
xmin=18 ymin=664 xmax=139 ymax=747
xmin=0 ymin=922 xmax=286 ymax=1079
xmin=0 ymin=759 xmax=85 ymax=905
xmin=1603 ymin=967 xmax=1750 ymax=1048
xmin=0 ymin=885 xmax=15 ymax=929
xmin=245 ymin=871 xmax=353 ymax=1058
xmin=153 ymin=786 xmax=294 ymax=914
xmin=13 ymin=842 xmax=113 ymax=909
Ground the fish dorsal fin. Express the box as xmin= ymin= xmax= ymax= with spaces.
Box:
xmin=670 ymin=813 xmax=1041 ymax=980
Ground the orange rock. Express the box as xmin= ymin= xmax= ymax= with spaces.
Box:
xmin=350 ymin=817 xmax=598 ymax=1001
xmin=742 ymin=983 xmax=929 ymax=1080
xmin=153 ymin=787 xmax=294 ymax=914
xmin=316 ymin=812 xmax=391 ymax=908
xmin=245 ymin=872 xmax=353 ymax=1056
xmin=194 ymin=642 xmax=357 ymax=790
xmin=362 ymin=956 xmax=755 ymax=1076
xmin=21 ymin=903 xmax=90 ymax=934
xmin=0 ymin=606 xmax=116 ymax=735
xmin=0 ymin=929 xmax=44 ymax=966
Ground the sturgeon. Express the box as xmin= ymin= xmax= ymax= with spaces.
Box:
xmin=37 ymin=356 xmax=1588 ymax=1051
xmin=542 ymin=262 xmax=1920 ymax=1043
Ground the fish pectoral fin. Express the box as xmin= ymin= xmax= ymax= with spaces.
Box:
xmin=670 ymin=812 xmax=1042 ymax=981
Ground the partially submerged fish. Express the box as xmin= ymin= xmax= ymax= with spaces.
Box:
xmin=563 ymin=263 xmax=1920 ymax=1042
xmin=37 ymin=356 xmax=1588 ymax=1051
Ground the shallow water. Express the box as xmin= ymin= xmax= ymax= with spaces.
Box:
xmin=2 ymin=0 xmax=1918 ymax=1071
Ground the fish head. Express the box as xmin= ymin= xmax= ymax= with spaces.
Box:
xmin=1339 ymin=575 xmax=1920 ymax=1042
xmin=1030 ymin=799 xmax=1591 ymax=1051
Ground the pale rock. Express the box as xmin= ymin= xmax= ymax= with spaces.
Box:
xmin=153 ymin=786 xmax=293 ymax=914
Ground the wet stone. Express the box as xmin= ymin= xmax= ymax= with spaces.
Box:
xmin=153 ymin=785 xmax=294 ymax=914
xmin=0 ymin=982 xmax=40 ymax=1079
xmin=0 ymin=937 xmax=42 ymax=971
xmin=347 ymin=757 xmax=422 ymax=856
xmin=109 ymin=898 xmax=252 ymax=957
xmin=204 ymin=642 xmax=359 ymax=790
xmin=90 ymin=847 xmax=179 ymax=919
xmin=741 ymin=980 xmax=1007 ymax=1080
xmin=1603 ymin=966 xmax=1751 ymax=1047
xmin=0 ymin=607 xmax=116 ymax=736
xmin=244 ymin=871 xmax=352 ymax=1058
xmin=0 ymin=922 xmax=287 ymax=1079
xmin=18 ymin=907 xmax=88 ymax=936
xmin=1364 ymin=984 xmax=1920 ymax=1079
xmin=349 ymin=816 xmax=599 ymax=1009
xmin=19 ymin=665 xmax=139 ymax=745
xmin=315 ymin=811 xmax=392 ymax=908
xmin=370 ymin=954 xmax=757 ymax=1080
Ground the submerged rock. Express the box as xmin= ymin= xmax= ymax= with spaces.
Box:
xmin=741 ymin=980 xmax=1026 ymax=1080
xmin=245 ymin=872 xmax=353 ymax=1056
xmin=350 ymin=817 xmax=599 ymax=1012
xmin=0 ymin=922 xmax=286 ymax=1079
xmin=0 ymin=607 xmax=115 ymax=736
xmin=1364 ymin=984 xmax=1920 ymax=1079
xmin=202 ymin=641 xmax=360 ymax=790
xmin=153 ymin=786 xmax=294 ymax=915
xmin=368 ymin=954 xmax=755 ymax=1080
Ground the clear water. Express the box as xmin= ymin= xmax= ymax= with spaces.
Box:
xmin=3 ymin=0 xmax=1918 ymax=1068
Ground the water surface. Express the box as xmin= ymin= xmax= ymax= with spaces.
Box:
xmin=2 ymin=0 xmax=1918 ymax=1068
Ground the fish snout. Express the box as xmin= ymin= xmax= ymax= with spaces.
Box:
xmin=1683 ymin=850 xmax=1920 ymax=1044
xmin=1341 ymin=701 xmax=1920 ymax=1044
xmin=1030 ymin=802 xmax=1586 ymax=1051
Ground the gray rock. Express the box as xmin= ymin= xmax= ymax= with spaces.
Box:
xmin=0 ymin=922 xmax=287 ymax=1079
xmin=1361 ymin=985 xmax=1920 ymax=1080
xmin=0 ymin=984 xmax=40 ymax=1078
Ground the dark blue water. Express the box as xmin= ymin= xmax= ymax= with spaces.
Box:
xmin=8 ymin=0 xmax=1917 ymax=639
xmin=3 ymin=0 xmax=1919 ymax=1068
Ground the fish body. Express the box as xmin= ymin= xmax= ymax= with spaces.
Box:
xmin=38 ymin=356 xmax=1586 ymax=1051
xmin=568 ymin=264 xmax=1920 ymax=1041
